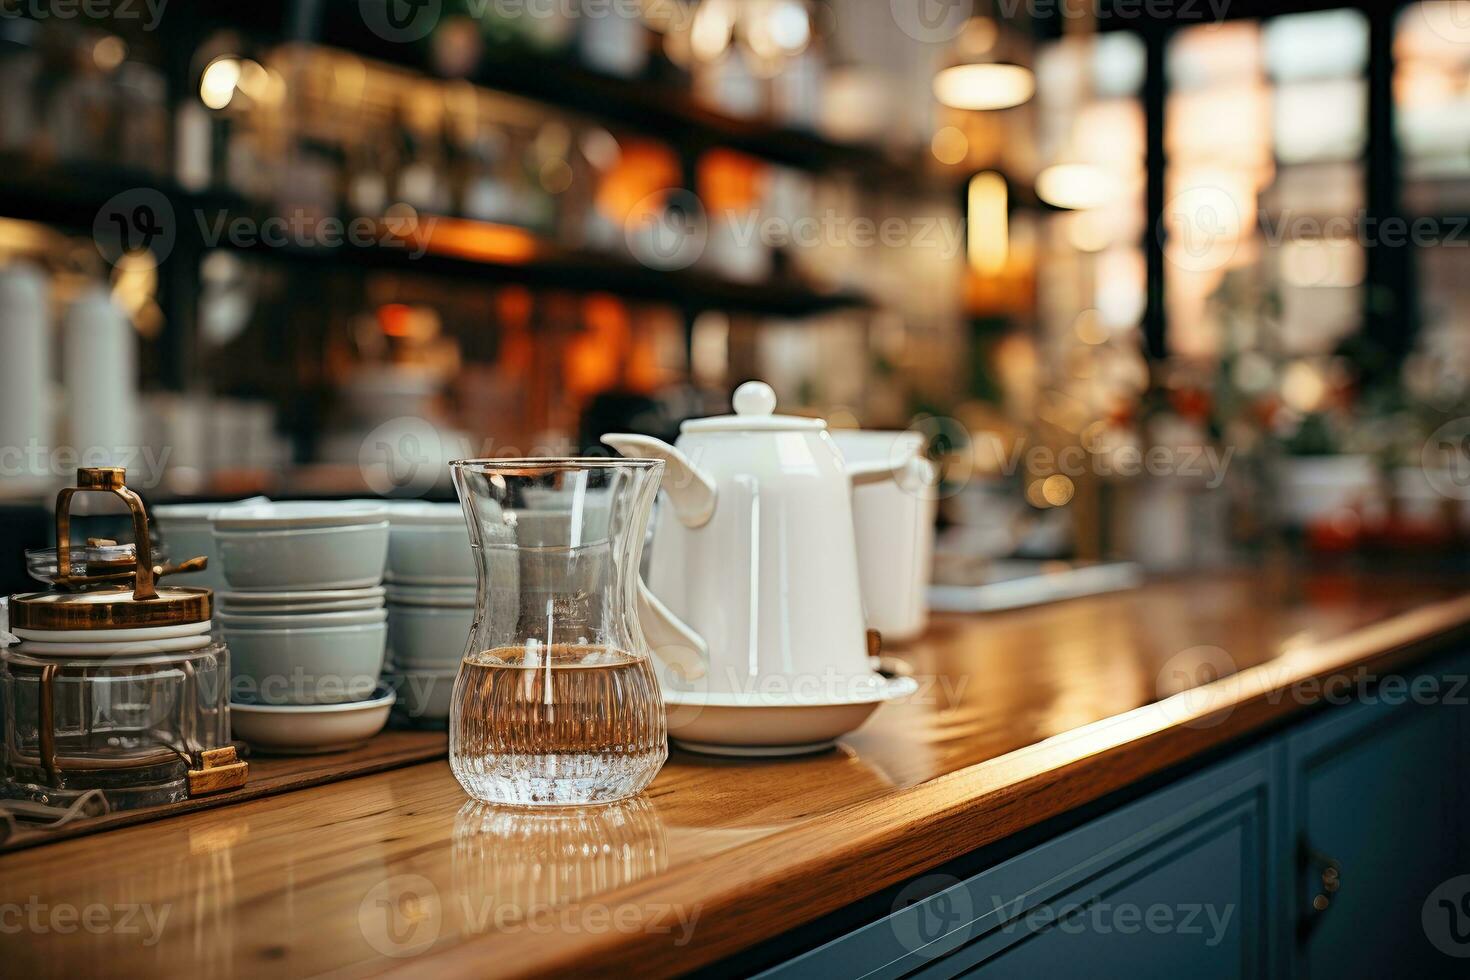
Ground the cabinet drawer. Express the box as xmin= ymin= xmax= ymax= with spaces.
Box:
xmin=758 ymin=748 xmax=1277 ymax=980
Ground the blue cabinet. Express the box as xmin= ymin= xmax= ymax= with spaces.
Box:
xmin=759 ymin=749 xmax=1278 ymax=979
xmin=760 ymin=651 xmax=1470 ymax=979
xmin=1286 ymin=656 xmax=1470 ymax=977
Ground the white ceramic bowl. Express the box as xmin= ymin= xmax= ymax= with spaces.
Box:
xmin=385 ymin=667 xmax=457 ymax=723
xmin=152 ymin=497 xmax=267 ymax=590
xmin=224 ymin=620 xmax=386 ymax=705
xmin=213 ymin=500 xmax=390 ymax=530
xmin=218 ymin=607 xmax=388 ymax=630
xmin=384 ymin=583 xmax=477 ymax=608
xmin=219 ymin=593 xmax=386 ymax=615
xmin=220 ymin=586 xmax=387 ymax=606
xmin=215 ymin=521 xmax=389 ymax=591
xmin=388 ymin=602 xmax=473 ymax=670
xmin=385 ymin=501 xmax=475 ymax=585
xmin=229 ymin=685 xmax=396 ymax=754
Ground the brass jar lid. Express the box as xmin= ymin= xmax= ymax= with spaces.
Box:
xmin=10 ymin=586 xmax=212 ymax=631
xmin=9 ymin=466 xmax=214 ymax=631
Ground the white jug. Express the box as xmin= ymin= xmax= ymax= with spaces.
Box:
xmin=604 ymin=381 xmax=911 ymax=696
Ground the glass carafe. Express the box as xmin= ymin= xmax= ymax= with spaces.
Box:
xmin=448 ymin=458 xmax=669 ymax=806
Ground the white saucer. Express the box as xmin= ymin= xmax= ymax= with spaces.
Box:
xmin=12 ymin=620 xmax=213 ymax=643
xmin=230 ymin=685 xmax=396 ymax=754
xmin=663 ymin=674 xmax=918 ymax=757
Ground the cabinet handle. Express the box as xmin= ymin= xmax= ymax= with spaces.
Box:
xmin=1309 ymin=849 xmax=1343 ymax=915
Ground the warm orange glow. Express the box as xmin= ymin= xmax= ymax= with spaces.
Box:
xmin=496 ymin=288 xmax=534 ymax=375
xmin=595 ymin=141 xmax=682 ymax=223
xmin=415 ymin=217 xmax=539 ymax=264
xmin=698 ymin=149 xmax=765 ymax=213
xmin=968 ymin=171 xmax=1009 ymax=274
xmin=565 ymin=293 xmax=630 ymax=396
xmin=378 ymin=303 xmax=414 ymax=337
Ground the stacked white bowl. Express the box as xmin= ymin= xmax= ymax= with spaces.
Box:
xmin=382 ymin=502 xmax=474 ymax=728
xmin=212 ymin=501 xmax=395 ymax=752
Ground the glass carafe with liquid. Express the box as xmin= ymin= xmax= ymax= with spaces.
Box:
xmin=449 ymin=458 xmax=698 ymax=806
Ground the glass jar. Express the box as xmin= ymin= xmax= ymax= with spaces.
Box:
xmin=2 ymin=639 xmax=230 ymax=810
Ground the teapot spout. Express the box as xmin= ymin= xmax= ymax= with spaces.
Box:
xmin=602 ymin=433 xmax=717 ymax=529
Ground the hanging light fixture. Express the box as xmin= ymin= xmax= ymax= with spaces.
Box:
xmin=932 ymin=13 xmax=1035 ymax=111
xmin=1036 ymin=163 xmax=1119 ymax=210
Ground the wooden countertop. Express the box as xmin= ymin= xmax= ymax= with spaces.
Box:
xmin=4 ymin=568 xmax=1470 ymax=977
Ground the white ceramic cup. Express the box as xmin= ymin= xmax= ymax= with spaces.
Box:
xmin=215 ymin=523 xmax=389 ymax=591
xmin=384 ymin=501 xmax=476 ymax=585
xmin=225 ymin=620 xmax=386 ymax=705
xmin=388 ymin=602 xmax=473 ymax=670
xmin=153 ymin=497 xmax=269 ymax=591
xmin=830 ymin=430 xmax=937 ymax=644
xmin=218 ymin=607 xmax=388 ymax=630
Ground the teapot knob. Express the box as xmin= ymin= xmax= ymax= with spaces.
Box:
xmin=733 ymin=380 xmax=777 ymax=417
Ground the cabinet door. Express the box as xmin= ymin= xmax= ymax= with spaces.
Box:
xmin=758 ymin=748 xmax=1279 ymax=980
xmin=1287 ymin=655 xmax=1470 ymax=976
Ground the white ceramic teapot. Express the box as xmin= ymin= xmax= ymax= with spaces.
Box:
xmin=603 ymin=381 xmax=910 ymax=696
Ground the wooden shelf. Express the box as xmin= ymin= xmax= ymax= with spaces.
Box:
xmin=0 ymin=156 xmax=871 ymax=317
xmin=309 ymin=8 xmax=949 ymax=195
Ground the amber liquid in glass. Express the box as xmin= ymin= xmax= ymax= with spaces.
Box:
xmin=449 ymin=643 xmax=666 ymax=805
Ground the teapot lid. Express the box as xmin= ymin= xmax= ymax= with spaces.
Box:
xmin=680 ymin=381 xmax=826 ymax=434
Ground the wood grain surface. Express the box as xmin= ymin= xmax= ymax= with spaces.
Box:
xmin=0 ymin=730 xmax=446 ymax=853
xmin=2 ymin=567 xmax=1468 ymax=978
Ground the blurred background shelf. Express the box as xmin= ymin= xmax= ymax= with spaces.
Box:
xmin=0 ymin=155 xmax=871 ymax=318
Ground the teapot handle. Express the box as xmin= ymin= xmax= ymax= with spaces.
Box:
xmin=638 ymin=578 xmax=709 ymax=683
